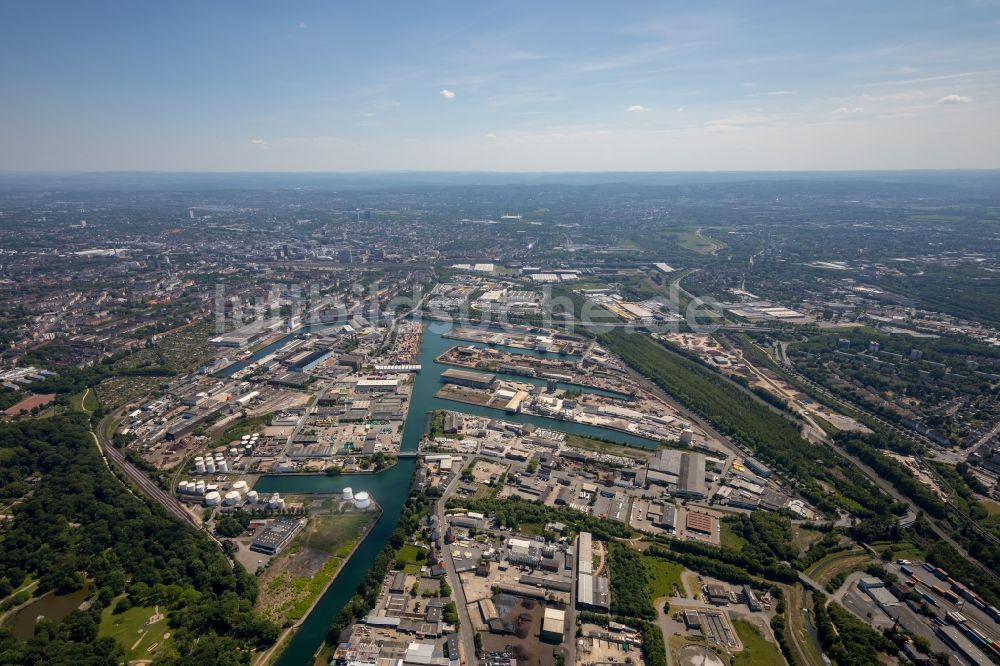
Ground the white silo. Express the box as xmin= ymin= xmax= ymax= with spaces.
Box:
xmin=232 ymin=480 xmax=248 ymax=492
xmin=205 ymin=459 xmax=216 ymax=473
xmin=177 ymin=481 xmax=190 ymax=495
xmin=353 ymin=491 xmax=371 ymax=510
xmin=194 ymin=457 xmax=206 ymax=474
xmin=680 ymin=428 xmax=693 ymax=444
xmin=246 ymin=490 xmax=259 ymax=504
xmin=204 ymin=490 xmax=221 ymax=506
xmin=342 ymin=487 xmax=354 ymax=501
xmin=195 ymin=480 xmax=206 ymax=495
xmin=229 ymin=447 xmax=238 ymax=456
xmin=218 ymin=460 xmax=229 ymax=473
xmin=223 ymin=491 xmax=242 ymax=506
xmin=241 ymin=434 xmax=251 ymax=442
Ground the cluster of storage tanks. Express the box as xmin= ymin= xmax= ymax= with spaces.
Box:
xmin=176 ymin=477 xmax=280 ymax=508
xmin=340 ymin=487 xmax=372 ymax=510
xmin=193 ymin=452 xmax=230 ymax=474
xmin=192 ymin=434 xmax=261 ymax=476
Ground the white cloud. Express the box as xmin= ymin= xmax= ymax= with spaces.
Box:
xmin=250 ymin=138 xmax=268 ymax=149
xmin=440 ymin=89 xmax=456 ymax=100
xmin=676 ymin=107 xmax=685 ymax=112
xmin=937 ymin=94 xmax=972 ymax=104
xmin=832 ymin=106 xmax=864 ymax=116
xmin=626 ymin=104 xmax=649 ymax=112
xmin=298 ymin=21 xmax=307 ymax=29
xmin=484 ymin=133 xmax=497 ymax=139
xmin=766 ymin=90 xmax=795 ymax=96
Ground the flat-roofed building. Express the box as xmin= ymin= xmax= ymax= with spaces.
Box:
xmin=440 ymin=368 xmax=496 ymax=389
xmin=249 ymin=516 xmax=304 ymax=556
xmin=685 ymin=511 xmax=716 ymax=536
xmin=356 ymin=378 xmax=399 ymax=393
xmin=541 ymin=607 xmax=565 ymax=642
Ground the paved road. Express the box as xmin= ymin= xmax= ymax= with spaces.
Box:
xmin=435 ymin=464 xmax=478 ymax=665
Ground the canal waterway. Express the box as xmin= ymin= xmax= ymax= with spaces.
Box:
xmin=254 ymin=321 xmax=658 ymax=664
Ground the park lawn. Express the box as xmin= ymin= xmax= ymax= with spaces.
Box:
xmin=99 ymin=601 xmax=175 ymax=662
xmin=643 ymin=555 xmax=686 ymax=599
xmin=731 ymin=619 xmax=783 ymax=666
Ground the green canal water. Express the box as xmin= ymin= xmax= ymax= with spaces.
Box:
xmin=255 ymin=321 xmax=658 ymax=664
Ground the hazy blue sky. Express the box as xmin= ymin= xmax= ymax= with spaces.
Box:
xmin=1 ymin=1 xmax=998 ymax=171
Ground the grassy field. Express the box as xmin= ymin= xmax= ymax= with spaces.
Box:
xmin=676 ymin=229 xmax=722 ymax=254
xmin=791 ymin=526 xmax=825 ymax=555
xmin=564 ymin=432 xmax=655 ymax=461
xmin=643 ymin=555 xmax=686 ymax=599
xmin=396 ymin=543 xmax=427 ymax=574
xmin=731 ymin=619 xmax=784 ymax=666
xmin=720 ymin=521 xmax=748 ymax=551
xmin=870 ymin=539 xmax=925 ymax=561
xmin=256 ymin=512 xmax=371 ymax=627
xmin=69 ymin=388 xmax=99 ymax=413
xmin=215 ymin=414 xmax=272 ymax=446
xmin=99 ymin=602 xmax=174 ymax=662
xmin=781 ymin=584 xmax=826 ymax=666
xmin=981 ymin=499 xmax=1000 ymax=516
xmin=306 ymin=513 xmax=369 ymax=557
xmin=806 ymin=549 xmax=872 ymax=587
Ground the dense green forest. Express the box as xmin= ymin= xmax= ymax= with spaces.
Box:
xmin=0 ymin=415 xmax=278 ymax=664
xmin=812 ymin=591 xmax=898 ymax=666
xmin=607 ymin=542 xmax=656 ymax=620
xmin=601 ymin=331 xmax=892 ymax=518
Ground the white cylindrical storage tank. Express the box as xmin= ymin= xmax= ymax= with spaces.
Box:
xmin=218 ymin=460 xmax=229 ymax=473
xmin=680 ymin=428 xmax=693 ymax=444
xmin=194 ymin=457 xmax=206 ymax=474
xmin=244 ymin=444 xmax=253 ymax=455
xmin=342 ymin=487 xmax=354 ymax=501
xmin=229 ymin=447 xmax=238 ymax=456
xmin=267 ymin=493 xmax=282 ymax=509
xmin=204 ymin=490 xmax=221 ymax=506
xmin=232 ymin=480 xmax=248 ymax=492
xmin=241 ymin=434 xmax=251 ymax=441
xmin=205 ymin=459 xmax=216 ymax=473
xmin=177 ymin=481 xmax=190 ymax=494
xmin=195 ymin=480 xmax=206 ymax=495
xmin=353 ymin=491 xmax=371 ymax=510
xmin=223 ymin=491 xmax=241 ymax=506
xmin=246 ymin=490 xmax=259 ymax=503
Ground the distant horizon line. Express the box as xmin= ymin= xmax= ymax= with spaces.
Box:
xmin=2 ymin=168 xmax=1000 ymax=175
